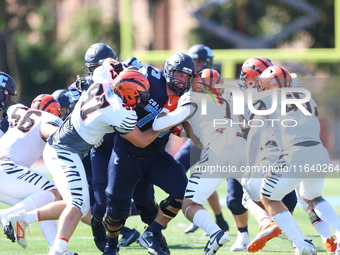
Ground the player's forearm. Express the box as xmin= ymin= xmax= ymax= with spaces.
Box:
xmin=153 ymin=105 xmax=191 ymax=132
xmin=123 ymin=126 xmax=160 ymax=148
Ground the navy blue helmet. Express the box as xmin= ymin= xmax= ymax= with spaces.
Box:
xmin=0 ymin=72 xmax=17 ymax=111
xmin=188 ymin=44 xmax=214 ymax=69
xmin=84 ymin=43 xmax=118 ymax=75
xmin=51 ymin=89 xmax=74 ymax=120
xmin=163 ymin=53 xmax=195 ymax=96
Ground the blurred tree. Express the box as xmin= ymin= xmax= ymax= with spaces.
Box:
xmin=0 ymin=1 xmax=120 ymax=107
xmin=189 ymin=0 xmax=334 ymax=50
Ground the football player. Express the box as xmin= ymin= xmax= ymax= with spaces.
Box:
xmin=246 ymin=65 xmax=340 ymax=254
xmin=0 ymin=72 xmax=17 ymax=138
xmin=103 ymin=53 xmax=195 ymax=255
xmin=153 ymin=68 xmax=247 ymax=255
xmin=68 ymin=43 xmax=143 ymax=251
xmin=6 ymin=62 xmax=155 ymax=255
xmin=0 ymin=94 xmax=63 ymax=249
xmin=176 ymin=44 xmax=230 ymax=236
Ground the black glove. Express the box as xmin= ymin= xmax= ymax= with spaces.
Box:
xmin=110 ymin=62 xmax=124 ymax=74
xmin=75 ymin=75 xmax=88 ymax=92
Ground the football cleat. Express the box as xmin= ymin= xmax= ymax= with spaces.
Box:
xmin=247 ymin=220 xmax=282 ymax=253
xmin=184 ymin=223 xmax=199 ymax=234
xmin=137 ymin=228 xmax=170 ymax=255
xmin=47 ymin=247 xmax=79 ymax=255
xmin=118 ymin=228 xmax=140 ymax=247
xmin=294 ymin=239 xmax=317 ymax=255
xmin=323 ymin=237 xmax=337 ymax=254
xmin=102 ymin=243 xmax=119 ymax=255
xmin=159 ymin=231 xmax=170 ymax=254
xmin=230 ymin=231 xmax=250 ymax=252
xmin=91 ymin=216 xmax=108 ymax=252
xmin=202 ymin=230 xmax=229 ymax=255
xmin=7 ymin=210 xmax=30 ymax=248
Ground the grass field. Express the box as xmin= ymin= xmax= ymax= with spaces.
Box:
xmin=0 ymin=177 xmax=339 ymax=255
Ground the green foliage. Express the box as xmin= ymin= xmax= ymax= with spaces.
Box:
xmin=189 ymin=0 xmax=334 ymax=50
xmin=2 ymin=3 xmax=120 ymax=105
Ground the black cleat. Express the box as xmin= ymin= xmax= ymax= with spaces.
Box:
xmin=137 ymin=228 xmax=170 ymax=255
xmin=118 ymin=228 xmax=140 ymax=247
xmin=103 ymin=243 xmax=119 ymax=255
xmin=91 ymin=216 xmax=108 ymax=252
xmin=3 ymin=222 xmax=15 ymax=243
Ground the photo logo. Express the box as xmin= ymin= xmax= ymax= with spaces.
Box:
xmin=211 ymin=85 xmax=312 ymax=116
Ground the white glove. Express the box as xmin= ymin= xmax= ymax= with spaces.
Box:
xmin=291 ymin=73 xmax=301 ymax=88
xmin=178 ymin=92 xmax=191 ymax=107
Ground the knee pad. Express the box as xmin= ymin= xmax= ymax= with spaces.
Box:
xmin=282 ymin=191 xmax=298 ymax=212
xmin=135 ymin=200 xmax=159 ymax=225
xmin=308 ymin=209 xmax=322 ymax=225
xmin=103 ymin=214 xmax=126 ymax=233
xmin=227 ymin=198 xmax=247 ymax=215
xmin=160 ymin=196 xmax=182 ymax=219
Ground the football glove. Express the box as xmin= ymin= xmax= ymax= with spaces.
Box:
xmin=75 ymin=75 xmax=88 ymax=92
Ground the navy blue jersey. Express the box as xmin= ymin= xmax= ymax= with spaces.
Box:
xmin=115 ymin=65 xmax=171 ymax=157
xmin=68 ymin=76 xmax=94 ymax=103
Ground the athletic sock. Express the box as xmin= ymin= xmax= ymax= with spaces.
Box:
xmin=313 ymin=221 xmax=333 ymax=242
xmin=272 ymin=210 xmax=305 ymax=250
xmin=215 ymin=213 xmax=224 ymax=222
xmin=52 ymin=237 xmax=68 ymax=253
xmin=148 ymin=221 xmax=164 ymax=233
xmin=237 ymin=225 xmax=248 ymax=233
xmin=314 ymin=200 xmax=340 ymax=238
xmin=193 ymin=209 xmax=220 ymax=236
xmin=39 ymin=220 xmax=57 ymax=246
xmin=258 ymin=216 xmax=272 ymax=226
xmin=25 ymin=209 xmax=39 ymax=224
xmin=18 ymin=190 xmax=56 ymax=212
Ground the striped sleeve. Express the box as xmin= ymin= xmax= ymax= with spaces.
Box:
xmin=113 ymin=114 xmax=137 ymax=134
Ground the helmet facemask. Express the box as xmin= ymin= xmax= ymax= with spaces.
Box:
xmin=166 ymin=67 xmax=192 ymax=96
xmin=0 ymin=89 xmax=15 ymax=111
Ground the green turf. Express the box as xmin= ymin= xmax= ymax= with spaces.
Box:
xmin=0 ymin=178 xmax=338 ymax=254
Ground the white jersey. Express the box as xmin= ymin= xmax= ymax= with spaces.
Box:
xmin=252 ymin=89 xmax=320 ymax=151
xmin=50 ymin=73 xmax=137 ymax=154
xmin=188 ymin=92 xmax=243 ymax=148
xmin=0 ymin=104 xmax=62 ymax=167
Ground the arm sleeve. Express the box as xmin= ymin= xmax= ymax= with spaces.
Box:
xmin=152 ymin=105 xmax=192 ymax=131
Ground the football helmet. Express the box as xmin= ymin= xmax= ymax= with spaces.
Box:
xmin=188 ymin=44 xmax=214 ymax=69
xmin=0 ymin=72 xmax=17 ymax=111
xmin=239 ymin=57 xmax=274 ymax=90
xmin=259 ymin=66 xmax=292 ymax=92
xmin=85 ymin=43 xmax=118 ymax=75
xmin=31 ymin=94 xmax=61 ymax=117
xmin=51 ymin=89 xmax=75 ymax=119
xmin=112 ymin=70 xmax=150 ymax=108
xmin=192 ymin=69 xmax=224 ymax=104
xmin=192 ymin=69 xmax=223 ymax=92
xmin=164 ymin=53 xmax=195 ymax=96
